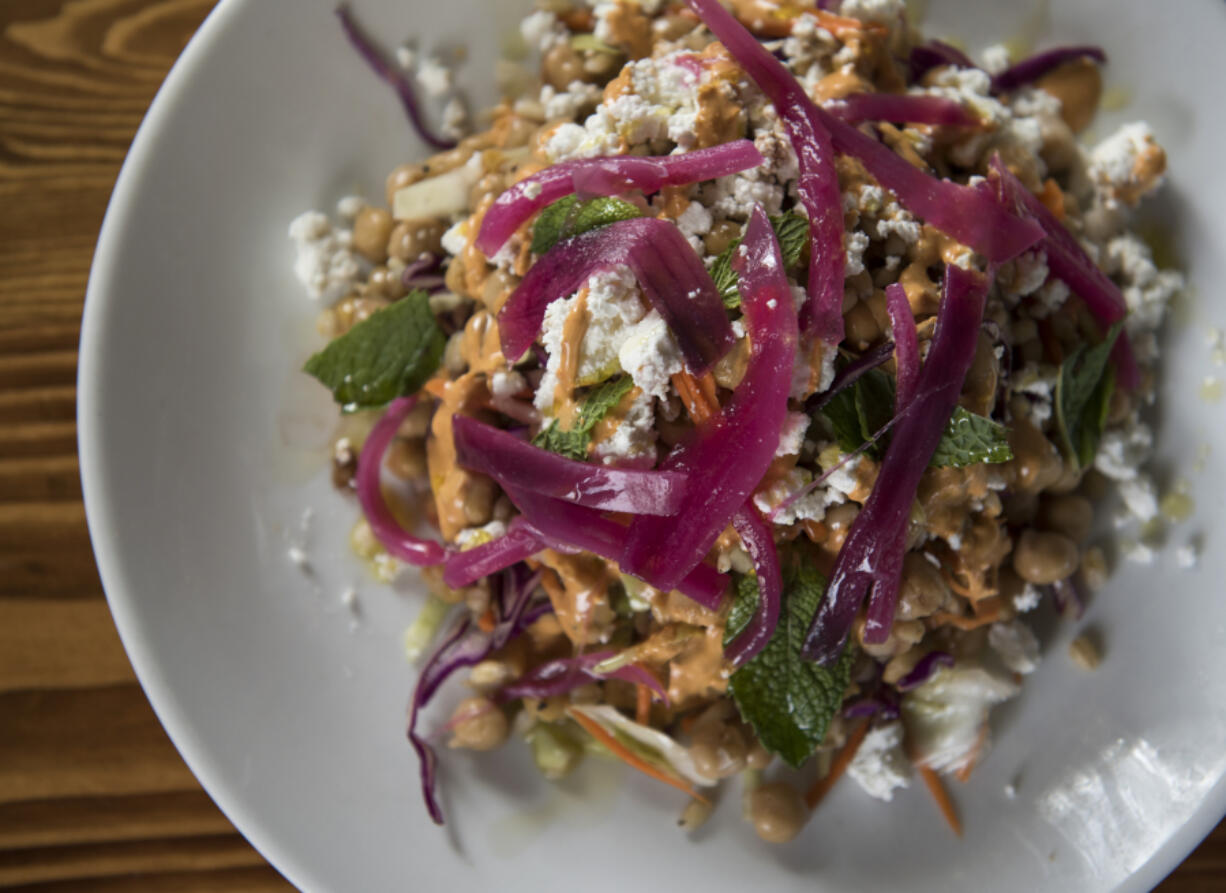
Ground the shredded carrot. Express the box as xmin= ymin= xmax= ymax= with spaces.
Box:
xmin=635 ymin=684 xmax=652 ymax=725
xmin=918 ymin=766 xmax=963 ymax=836
xmin=671 ymin=370 xmax=719 ymax=424
xmin=423 ymin=377 xmax=448 ymax=400
xmin=954 ymin=721 xmax=990 ymax=783
xmin=815 ymin=9 xmax=888 ymax=37
xmin=805 ymin=720 xmax=869 ymax=810
xmin=1038 ymin=178 xmax=1066 ymax=220
xmin=476 ymin=607 xmax=496 ymax=633
xmin=569 ymin=708 xmax=710 ymax=804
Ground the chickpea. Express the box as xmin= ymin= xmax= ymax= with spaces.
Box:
xmin=388 ymin=218 xmax=447 ymax=263
xmin=445 ymin=256 xmax=469 ymax=299
xmin=385 ymin=438 xmax=427 ymax=481
xmin=689 ymin=721 xmax=747 ymax=780
xmin=896 ymin=553 xmax=949 ymax=620
xmin=703 ymin=220 xmax=742 ymax=256
xmin=961 ymin=332 xmax=998 ymax=415
xmin=744 ymin=738 xmax=772 ymax=770
xmin=385 ymin=162 xmax=427 ymax=207
xmin=749 ymin=782 xmax=806 ymax=844
xmin=352 ymin=205 xmax=394 ymax=263
xmin=469 ymin=172 xmax=507 ymax=211
xmin=462 ymin=473 xmax=497 ymax=526
xmin=1012 ymin=529 xmax=1079 ymax=585
xmin=843 ymin=299 xmax=882 ymax=348
xmin=858 ymin=618 xmax=924 ymax=660
xmin=823 ymin=502 xmax=860 ymax=552
xmin=397 ymin=400 xmax=435 ymax=439
xmin=1038 ymin=494 xmax=1094 ymax=543
xmin=447 ymin=696 xmax=508 ymax=751
xmin=883 ymin=646 xmax=923 ymax=685
xmin=480 ymin=268 xmax=518 ymax=314
xmin=1005 ymin=416 xmax=1064 ymax=493
xmin=542 ymin=43 xmax=586 ymax=90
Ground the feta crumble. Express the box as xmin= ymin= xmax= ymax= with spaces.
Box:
xmin=847 ymin=721 xmax=912 ymax=801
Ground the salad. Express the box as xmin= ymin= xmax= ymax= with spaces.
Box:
xmin=291 ymin=0 xmax=1180 ymax=843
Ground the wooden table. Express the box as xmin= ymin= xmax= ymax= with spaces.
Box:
xmin=0 ymin=1 xmax=1220 ymax=890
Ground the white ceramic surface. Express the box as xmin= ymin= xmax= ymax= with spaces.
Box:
xmin=79 ymin=1 xmax=1226 ymax=890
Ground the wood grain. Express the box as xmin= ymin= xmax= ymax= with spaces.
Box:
xmin=0 ymin=0 xmax=1216 ymax=890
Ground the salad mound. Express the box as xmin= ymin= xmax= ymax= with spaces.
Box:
xmin=293 ymin=0 xmax=1180 ymax=843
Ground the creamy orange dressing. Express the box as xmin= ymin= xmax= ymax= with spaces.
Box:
xmin=1035 ymin=57 xmax=1102 ymax=134
xmin=426 ymin=373 xmax=491 ymax=540
xmin=537 ymin=548 xmax=616 ymax=646
xmin=899 ymin=225 xmax=974 ymax=316
xmin=668 ymin=625 xmax=728 ymax=707
xmin=552 ymin=288 xmax=591 ymax=429
xmin=590 ymin=384 xmax=643 ymax=447
xmin=603 ymin=0 xmax=653 ymax=60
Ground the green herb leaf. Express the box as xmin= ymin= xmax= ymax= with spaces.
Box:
xmin=303 ymin=290 xmax=444 ymax=411
xmin=715 ymin=211 xmax=810 ymax=309
xmin=819 ymin=366 xmax=1012 ymax=467
xmin=531 ymin=195 xmax=643 ymax=255
xmin=1055 ymin=322 xmax=1122 ymax=468
xmin=929 ymin=406 xmax=1014 ymax=467
xmin=725 ymin=560 xmax=856 ymax=769
xmin=531 ymin=374 xmax=635 ymax=460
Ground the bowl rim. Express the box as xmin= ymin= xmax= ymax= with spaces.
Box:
xmin=75 ymin=1 xmax=1226 ymax=891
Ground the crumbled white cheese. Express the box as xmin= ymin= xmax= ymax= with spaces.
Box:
xmin=825 ymin=454 xmax=863 ymax=499
xmin=441 ymin=220 xmax=468 ymax=258
xmin=1121 ymin=539 xmax=1156 ymax=565
xmin=775 ymin=411 xmax=810 ymax=457
xmin=847 ymin=721 xmax=912 ymax=801
xmin=675 ymin=201 xmax=713 ymax=252
xmin=536 ymin=265 xmax=650 ymax=411
xmin=1101 ymin=233 xmax=1183 ymax=348
xmin=1175 ymin=542 xmax=1200 ymax=570
xmin=988 ymin=620 xmax=1041 ymax=675
xmin=752 ymin=467 xmax=841 ymax=525
xmin=288 ymin=210 xmax=363 ymax=302
xmin=395 ymin=45 xmax=415 ymax=71
xmin=441 ymin=97 xmax=469 ymax=141
xmin=980 ymin=43 xmax=1011 ymax=75
xmin=336 ymin=195 xmax=365 ymax=220
xmin=838 ymin=0 xmax=905 ymax=23
xmin=845 ymin=230 xmax=870 ymax=277
xmin=416 ymin=56 xmax=452 ymax=98
xmin=593 ymin=388 xmax=658 ymax=465
xmin=902 ymin=663 xmax=1020 ymax=774
xmin=1094 ymin=422 xmax=1154 ymax=481
xmin=490 ymin=369 xmax=526 ymax=400
xmin=617 ymin=310 xmax=684 ymax=400
xmin=1087 ymin=122 xmax=1165 ymax=203
xmin=454 ymin=520 xmax=509 ymax=551
xmin=999 ymin=250 xmax=1049 ymax=299
xmin=1012 ymin=362 xmax=1058 ymax=428
xmin=1117 ymin=474 xmax=1159 ymax=522
xmin=540 ymin=81 xmax=604 ymax=121
xmin=520 ymin=10 xmax=565 ymax=53
xmin=1012 ymin=583 xmax=1042 ymax=613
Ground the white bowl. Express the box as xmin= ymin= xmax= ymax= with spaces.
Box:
xmin=79 ymin=1 xmax=1226 ymax=890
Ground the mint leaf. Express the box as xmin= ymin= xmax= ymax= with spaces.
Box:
xmin=531 ymin=195 xmax=642 ymax=255
xmin=531 ymin=422 xmax=589 ymax=461
xmin=820 ymin=366 xmax=1012 ymax=467
xmin=1055 ymin=322 xmax=1122 ymax=468
xmin=929 ymin=406 xmax=1014 ymax=467
xmin=532 ymin=374 xmax=635 ymax=460
xmin=725 ymin=560 xmax=856 ymax=769
xmin=303 ymin=290 xmax=444 ymax=411
xmin=714 ymin=211 xmax=810 ymax=310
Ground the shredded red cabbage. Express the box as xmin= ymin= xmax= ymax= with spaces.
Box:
xmin=475 ymin=141 xmax=764 ymax=256
xmin=843 ymin=695 xmax=901 ymax=721
xmin=408 ymin=565 xmax=544 ymax=823
xmin=819 ymin=108 xmax=1044 ymax=263
xmin=686 ymin=0 xmax=844 ymax=343
xmin=498 ymin=217 xmax=735 ymax=374
xmin=908 ymin=40 xmax=976 ymax=83
xmin=802 ymin=266 xmax=989 ymax=664
xmin=896 ymin=650 xmax=955 ymax=690
xmin=991 ymin=45 xmax=1107 ymax=93
xmin=885 ymin=282 xmax=919 ymax=411
xmin=723 ymin=504 xmax=782 ymax=666
xmin=442 ymin=517 xmax=543 ymax=588
xmin=496 ymin=651 xmax=669 ymax=704
xmin=829 ymin=93 xmax=980 ymax=128
xmin=451 ymin=415 xmax=689 ymax=515
xmin=982 ymin=155 xmax=1139 ymax=388
xmin=505 ymin=485 xmax=729 ymax=610
xmin=335 ymin=6 xmax=456 ymax=151
xmin=357 ymin=397 xmax=446 ymax=566
xmin=621 ymin=206 xmax=797 ymax=592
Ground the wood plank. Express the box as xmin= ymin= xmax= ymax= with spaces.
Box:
xmin=0 ymin=385 xmax=77 ymax=424
xmin=2 ymin=865 xmax=291 ymax=893
xmin=0 ymin=834 xmax=267 ymax=887
xmin=0 ymin=684 xmax=200 ymax=802
xmin=0 ymin=598 xmax=134 ymax=691
xmin=0 ymin=502 xmax=90 ymax=550
xmin=0 ymin=542 xmax=103 ymax=601
xmin=0 ymin=791 xmax=233 ymax=850
xmin=0 ymin=420 xmax=77 ymax=459
xmin=0 ymin=455 xmax=81 ymax=502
